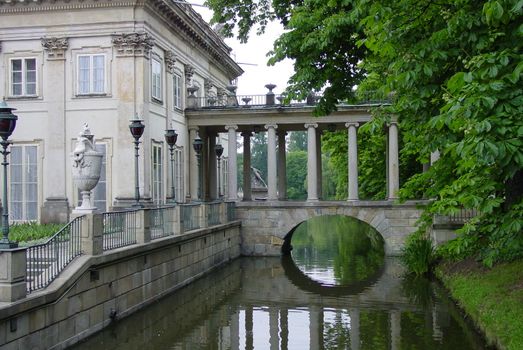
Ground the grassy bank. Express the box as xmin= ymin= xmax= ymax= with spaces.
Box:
xmin=436 ymin=259 xmax=523 ymax=350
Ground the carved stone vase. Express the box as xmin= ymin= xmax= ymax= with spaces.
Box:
xmin=72 ymin=125 xmax=103 ymax=213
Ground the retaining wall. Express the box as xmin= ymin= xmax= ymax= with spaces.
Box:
xmin=0 ymin=222 xmax=241 ymax=350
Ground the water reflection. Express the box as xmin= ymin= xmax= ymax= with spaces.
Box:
xmin=290 ymin=215 xmax=385 ymax=286
xmin=73 ymin=217 xmax=488 ymax=350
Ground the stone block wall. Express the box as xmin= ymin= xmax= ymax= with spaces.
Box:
xmin=236 ymin=201 xmax=426 ymax=256
xmin=0 ymin=223 xmax=240 ymax=350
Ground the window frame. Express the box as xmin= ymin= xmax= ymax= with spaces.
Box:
xmin=8 ymin=144 xmax=39 ymax=223
xmin=76 ymin=53 xmax=107 ymax=96
xmin=173 ymin=72 xmax=183 ymax=110
xmin=151 ymin=57 xmax=163 ymax=103
xmin=151 ymin=142 xmax=164 ymax=205
xmin=9 ymin=57 xmax=38 ymax=98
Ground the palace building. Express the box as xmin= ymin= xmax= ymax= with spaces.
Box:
xmin=0 ymin=0 xmax=243 ymax=223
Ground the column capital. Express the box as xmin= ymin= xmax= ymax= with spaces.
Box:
xmin=225 ymin=125 xmax=238 ymax=131
xmin=165 ymin=50 xmax=177 ymax=73
xmin=345 ymin=122 xmax=360 ymax=128
xmin=304 ymin=123 xmax=318 ymax=129
xmin=387 ymin=121 xmax=399 ymax=127
xmin=265 ymin=124 xmax=278 ymax=130
xmin=112 ymin=32 xmax=154 ymax=57
xmin=41 ymin=37 xmax=68 ymax=60
xmin=188 ymin=126 xmax=199 ymax=132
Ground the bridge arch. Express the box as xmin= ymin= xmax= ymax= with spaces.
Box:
xmin=236 ymin=201 xmax=424 ymax=256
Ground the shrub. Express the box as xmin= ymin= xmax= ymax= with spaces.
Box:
xmin=401 ymin=233 xmax=436 ymax=276
xmin=7 ymin=222 xmax=62 ymax=243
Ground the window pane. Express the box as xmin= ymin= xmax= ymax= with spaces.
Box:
xmin=78 ymin=56 xmax=90 ymax=94
xmin=93 ymin=55 xmax=105 ymax=93
xmin=26 ymin=83 xmax=37 ymax=95
xmin=25 ymin=59 xmax=36 ymax=71
xmin=26 ymin=202 xmax=38 ymax=221
xmin=11 ymin=59 xmax=22 ymax=71
xmin=12 ymin=71 xmax=22 ymax=84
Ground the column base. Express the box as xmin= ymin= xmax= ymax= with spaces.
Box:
xmin=41 ymin=197 xmax=69 ymax=224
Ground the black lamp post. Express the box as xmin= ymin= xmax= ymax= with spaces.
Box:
xmin=129 ymin=119 xmax=145 ymax=208
xmin=192 ymin=137 xmax=203 ymax=201
xmin=214 ymin=143 xmax=223 ymax=199
xmin=164 ymin=128 xmax=178 ymax=203
xmin=0 ymin=100 xmax=18 ymax=249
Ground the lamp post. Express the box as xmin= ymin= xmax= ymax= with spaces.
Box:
xmin=0 ymin=101 xmax=18 ymax=249
xmin=214 ymin=143 xmax=223 ymax=199
xmin=164 ymin=128 xmax=178 ymax=203
xmin=192 ymin=137 xmax=203 ymax=201
xmin=129 ymin=119 xmax=145 ymax=208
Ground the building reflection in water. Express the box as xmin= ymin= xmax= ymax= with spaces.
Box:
xmin=73 ymin=216 xmax=487 ymax=350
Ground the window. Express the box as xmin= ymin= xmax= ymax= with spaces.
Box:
xmin=77 ymin=144 xmax=107 ymax=211
xmin=10 ymin=58 xmax=37 ymax=96
xmin=174 ymin=147 xmax=184 ymax=202
xmin=173 ymin=73 xmax=182 ymax=109
xmin=10 ymin=145 xmax=38 ymax=222
xmin=152 ymin=144 xmax=163 ymax=205
xmin=78 ymin=54 xmax=105 ymax=94
xmin=151 ymin=58 xmax=162 ymax=101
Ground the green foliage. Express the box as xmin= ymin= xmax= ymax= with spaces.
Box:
xmin=286 ymin=150 xmax=308 ymax=199
xmin=401 ymin=232 xmax=436 ymax=276
xmin=206 ymin=0 xmax=523 ymax=266
xmin=8 ymin=222 xmax=62 ymax=243
xmin=287 ymin=131 xmax=307 ymax=152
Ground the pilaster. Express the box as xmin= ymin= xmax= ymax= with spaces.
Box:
xmin=40 ymin=37 xmax=69 ymax=223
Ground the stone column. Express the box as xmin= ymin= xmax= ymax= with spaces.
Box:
xmin=225 ymin=125 xmax=238 ymax=200
xmin=200 ymin=128 xmax=209 ymax=201
xmin=390 ymin=310 xmax=401 ymax=350
xmin=346 ymin=122 xmax=359 ymax=201
xmin=41 ymin=37 xmax=69 ymax=223
xmin=189 ymin=127 xmax=199 ymax=201
xmin=209 ymin=134 xmax=218 ymax=200
xmin=277 ymin=131 xmax=287 ymax=200
xmin=245 ymin=306 xmax=254 ymax=350
xmin=269 ymin=307 xmax=279 ymax=350
xmin=0 ymin=248 xmax=27 ymax=302
xmin=309 ymin=305 xmax=323 ymax=350
xmin=305 ymin=123 xmax=319 ymax=202
xmin=165 ymin=51 xmax=177 ymax=128
xmin=265 ymin=124 xmax=278 ymax=200
xmin=430 ymin=150 xmax=440 ymax=165
xmin=316 ymin=129 xmax=322 ymax=199
xmin=242 ymin=132 xmax=252 ymax=201
xmin=350 ymin=308 xmax=360 ymax=350
xmin=388 ymin=122 xmax=400 ymax=200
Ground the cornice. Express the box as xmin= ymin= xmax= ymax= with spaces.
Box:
xmin=0 ymin=1 xmax=137 ymax=13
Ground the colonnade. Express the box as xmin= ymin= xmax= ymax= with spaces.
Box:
xmin=230 ymin=306 xmax=403 ymax=349
xmin=189 ymin=121 xmax=400 ymax=202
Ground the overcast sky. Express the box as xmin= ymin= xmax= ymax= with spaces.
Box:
xmin=191 ymin=1 xmax=294 ymax=96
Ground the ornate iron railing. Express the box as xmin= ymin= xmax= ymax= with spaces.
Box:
xmin=181 ymin=203 xmax=201 ymax=232
xmin=150 ymin=206 xmax=176 ymax=240
xmin=26 ymin=216 xmax=84 ymax=293
xmin=102 ymin=210 xmax=137 ymax=251
xmin=207 ymin=202 xmax=221 ymax=226
xmin=434 ymin=208 xmax=478 ymax=225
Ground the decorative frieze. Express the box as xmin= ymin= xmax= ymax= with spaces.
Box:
xmin=41 ymin=37 xmax=68 ymax=60
xmin=112 ymin=32 xmax=154 ymax=57
xmin=184 ymin=64 xmax=195 ymax=85
xmin=165 ymin=51 xmax=177 ymax=73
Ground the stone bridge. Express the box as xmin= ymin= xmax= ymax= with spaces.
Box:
xmin=236 ymin=200 xmax=427 ymax=256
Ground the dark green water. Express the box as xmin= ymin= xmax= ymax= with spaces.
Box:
xmin=73 ymin=216 xmax=488 ymax=350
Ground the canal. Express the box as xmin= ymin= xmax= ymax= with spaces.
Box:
xmin=72 ymin=216 xmax=487 ymax=349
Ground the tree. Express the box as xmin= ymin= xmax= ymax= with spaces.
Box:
xmin=206 ymin=0 xmax=523 ymax=265
xmin=286 ymin=150 xmax=307 ymax=199
xmin=288 ymin=131 xmax=307 ymax=152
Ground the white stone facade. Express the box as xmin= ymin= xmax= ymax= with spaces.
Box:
xmin=0 ymin=0 xmax=242 ymax=222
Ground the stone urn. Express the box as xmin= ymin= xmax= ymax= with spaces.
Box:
xmin=72 ymin=124 xmax=103 ymax=213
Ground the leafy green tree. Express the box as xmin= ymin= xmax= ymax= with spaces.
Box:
xmin=288 ymin=131 xmax=307 ymax=152
xmin=286 ymin=150 xmax=307 ymax=199
xmin=251 ymin=132 xmax=268 ymax=182
xmin=207 ymin=0 xmax=523 ymax=265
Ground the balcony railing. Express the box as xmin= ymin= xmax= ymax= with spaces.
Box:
xmin=150 ymin=206 xmax=176 ymax=240
xmin=187 ymin=91 xmax=391 ymax=110
xmin=207 ymin=201 xmax=222 ymax=226
xmin=26 ymin=216 xmax=84 ymax=293
xmin=181 ymin=203 xmax=201 ymax=232
xmin=102 ymin=210 xmax=138 ymax=251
